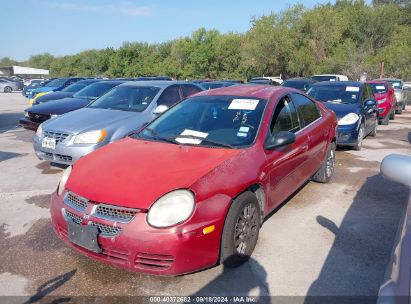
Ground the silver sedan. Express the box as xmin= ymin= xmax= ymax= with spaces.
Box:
xmin=33 ymin=81 xmax=203 ymax=165
xmin=0 ymin=79 xmax=19 ymax=93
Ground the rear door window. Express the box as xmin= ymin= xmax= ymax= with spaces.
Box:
xmin=291 ymin=93 xmax=321 ymax=127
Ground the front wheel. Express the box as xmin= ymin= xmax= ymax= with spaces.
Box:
xmin=4 ymin=86 xmax=12 ymax=93
xmin=396 ymin=105 xmax=403 ymax=114
xmin=369 ymin=119 xmax=378 ymax=136
xmin=220 ymin=191 xmax=261 ymax=268
xmin=389 ymin=110 xmax=395 ymax=120
xmin=312 ymin=142 xmax=336 ymax=183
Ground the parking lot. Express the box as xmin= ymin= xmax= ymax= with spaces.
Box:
xmin=0 ymin=92 xmax=410 ymax=301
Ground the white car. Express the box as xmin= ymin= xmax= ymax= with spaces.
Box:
xmin=312 ymin=74 xmax=349 ymax=82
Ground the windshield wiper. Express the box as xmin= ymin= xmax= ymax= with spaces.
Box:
xmin=168 ymin=135 xmax=234 ymax=149
xmin=142 ymin=128 xmax=179 ymax=145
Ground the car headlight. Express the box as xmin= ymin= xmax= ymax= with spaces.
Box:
xmin=147 ymin=190 xmax=195 ymax=228
xmin=36 ymin=124 xmax=43 ymax=137
xmin=73 ymin=130 xmax=107 ymax=144
xmin=57 ymin=166 xmax=72 ymax=196
xmin=377 ymin=98 xmax=387 ymax=104
xmin=338 ymin=113 xmax=360 ymax=125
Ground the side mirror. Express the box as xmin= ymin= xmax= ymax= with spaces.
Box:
xmin=365 ymin=99 xmax=376 ymax=107
xmin=265 ymin=131 xmax=296 ymax=150
xmin=153 ymin=105 xmax=169 ymax=115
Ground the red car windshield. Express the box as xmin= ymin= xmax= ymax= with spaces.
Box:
xmin=138 ymin=95 xmax=267 ymax=148
xmin=369 ymin=83 xmax=388 ymax=94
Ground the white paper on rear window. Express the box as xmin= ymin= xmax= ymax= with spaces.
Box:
xmin=346 ymin=86 xmax=360 ymax=92
xmin=228 ymin=99 xmax=259 ymax=110
xmin=176 ymin=129 xmax=208 ymax=145
xmin=376 ymin=85 xmax=386 ymax=90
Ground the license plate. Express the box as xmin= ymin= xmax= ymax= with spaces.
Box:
xmin=41 ymin=137 xmax=56 ymax=149
xmin=68 ymin=221 xmax=101 ymax=253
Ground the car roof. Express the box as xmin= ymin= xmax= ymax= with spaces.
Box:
xmin=312 ymin=81 xmax=364 ymax=87
xmin=119 ymin=80 xmax=197 ymax=88
xmin=366 ymin=80 xmax=389 ymax=84
xmin=92 ymin=80 xmax=127 ymax=85
xmin=194 ymin=84 xmax=292 ymax=100
xmin=284 ymin=77 xmax=314 ymax=82
xmin=378 ymin=78 xmax=403 ymax=81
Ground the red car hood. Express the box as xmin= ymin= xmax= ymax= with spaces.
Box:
xmin=66 ymin=138 xmax=243 ymax=209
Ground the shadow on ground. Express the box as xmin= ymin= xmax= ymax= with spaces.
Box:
xmin=0 ymin=112 xmax=23 ymax=133
xmin=304 ymin=174 xmax=409 ymax=303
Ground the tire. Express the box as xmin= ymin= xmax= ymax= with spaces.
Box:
xmin=353 ymin=124 xmax=365 ymax=151
xmin=396 ymin=105 xmax=403 ymax=114
xmin=312 ymin=142 xmax=336 ymax=183
xmin=389 ymin=110 xmax=395 ymax=120
xmin=369 ymin=119 xmax=378 ymax=136
xmin=220 ymin=191 xmax=261 ymax=268
xmin=4 ymin=86 xmax=12 ymax=93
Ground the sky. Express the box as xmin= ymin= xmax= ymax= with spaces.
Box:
xmin=1 ymin=0 xmax=333 ymax=61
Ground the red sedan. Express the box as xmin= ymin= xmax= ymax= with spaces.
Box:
xmin=50 ymin=85 xmax=338 ymax=275
xmin=366 ymin=80 xmax=397 ymax=125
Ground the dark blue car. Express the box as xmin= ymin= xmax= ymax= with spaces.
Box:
xmin=32 ymin=79 xmax=101 ymax=105
xmin=27 ymin=77 xmax=85 ymax=99
xmin=307 ymin=81 xmax=378 ymax=150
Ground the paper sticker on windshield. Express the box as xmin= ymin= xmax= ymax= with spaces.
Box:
xmin=239 ymin=126 xmax=250 ymax=132
xmin=346 ymin=86 xmax=360 ymax=92
xmin=176 ymin=129 xmax=208 ymax=145
xmin=237 ymin=132 xmax=248 ymax=137
xmin=376 ymin=85 xmax=385 ymax=90
xmin=228 ymin=99 xmax=259 ymax=110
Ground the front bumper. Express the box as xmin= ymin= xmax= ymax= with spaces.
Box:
xmin=377 ymin=104 xmax=390 ymax=119
xmin=33 ymin=135 xmax=103 ymax=165
xmin=336 ymin=124 xmax=359 ymax=146
xmin=50 ymin=191 xmax=229 ymax=275
xmin=19 ymin=117 xmax=40 ymax=131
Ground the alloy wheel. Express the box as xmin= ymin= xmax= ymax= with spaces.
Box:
xmin=234 ymin=203 xmax=259 ymax=255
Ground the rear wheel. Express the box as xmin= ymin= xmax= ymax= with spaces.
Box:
xmin=353 ymin=124 xmax=364 ymax=151
xmin=4 ymin=86 xmax=12 ymax=93
xmin=220 ymin=191 xmax=261 ymax=268
xmin=312 ymin=142 xmax=336 ymax=183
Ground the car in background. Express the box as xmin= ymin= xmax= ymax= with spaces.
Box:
xmin=32 ymin=79 xmax=101 ymax=105
xmin=33 ymin=81 xmax=203 ymax=165
xmin=0 ymin=79 xmax=19 ymax=93
xmin=311 ymin=74 xmax=349 ymax=82
xmin=378 ymin=154 xmax=411 ymax=303
xmin=23 ymin=78 xmax=44 ymax=86
xmin=49 ymin=85 xmax=337 ymax=275
xmin=378 ymin=78 xmax=407 ymax=114
xmin=366 ymin=80 xmax=397 ymax=125
xmin=249 ymin=76 xmax=283 ymax=85
xmin=404 ymin=82 xmax=411 ymax=105
xmin=136 ymin=76 xmax=173 ymax=81
xmin=307 ymin=81 xmax=378 ymax=150
xmin=0 ymin=77 xmax=24 ymax=90
xmin=282 ymin=77 xmax=317 ymax=92
xmin=23 ymin=79 xmax=53 ymax=97
xmin=199 ymin=81 xmax=236 ymax=90
xmin=20 ymin=80 xmax=126 ymax=131
xmin=27 ymin=77 xmax=84 ymax=101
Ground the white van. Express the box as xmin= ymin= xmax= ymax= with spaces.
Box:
xmin=312 ymin=74 xmax=349 ymax=82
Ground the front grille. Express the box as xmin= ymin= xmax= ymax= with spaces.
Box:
xmin=44 ymin=131 xmax=70 ymax=144
xmin=28 ymin=112 xmax=50 ymax=123
xmin=101 ymin=248 xmax=129 ymax=264
xmin=135 ymin=253 xmax=174 ymax=270
xmin=65 ymin=192 xmax=88 ymax=211
xmin=65 ymin=209 xmax=82 ymax=225
xmin=55 ymin=154 xmax=72 ymax=163
xmin=94 ymin=204 xmax=140 ymax=223
xmin=91 ymin=222 xmax=122 ymax=237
